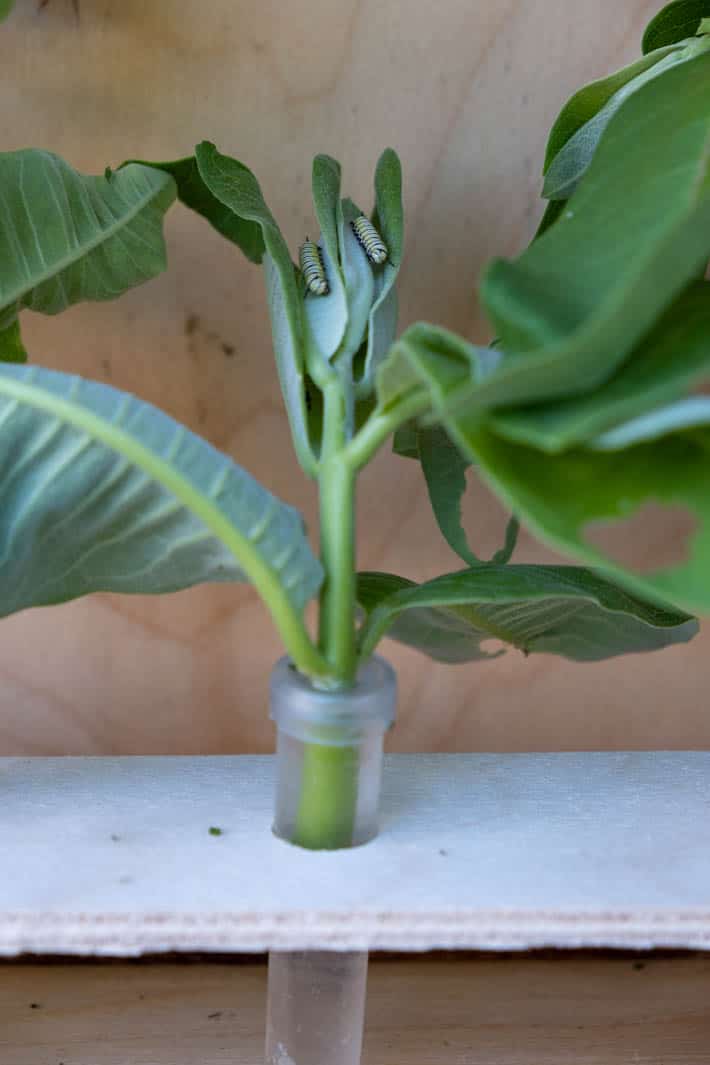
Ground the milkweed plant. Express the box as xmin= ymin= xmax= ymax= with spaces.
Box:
xmin=0 ymin=1 xmax=709 ymax=844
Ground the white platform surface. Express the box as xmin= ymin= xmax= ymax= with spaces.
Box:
xmin=1 ymin=753 xmax=709 ymax=956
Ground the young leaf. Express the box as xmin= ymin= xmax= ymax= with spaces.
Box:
xmin=643 ymin=0 xmax=710 ymax=53
xmin=449 ymin=420 xmax=710 ymax=616
xmin=0 ymin=150 xmax=175 ymax=325
xmin=305 ymin=155 xmax=348 ymax=362
xmin=479 ymin=53 xmax=710 ymax=410
xmin=356 ymin=566 xmax=697 ymax=664
xmin=357 ymin=148 xmax=403 ymax=393
xmin=489 ymin=282 xmax=710 ymax=452
xmin=0 ymin=364 xmax=323 ymax=654
xmin=187 ymin=142 xmax=316 ymax=475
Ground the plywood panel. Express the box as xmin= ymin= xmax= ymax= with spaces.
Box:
xmin=4 ymin=755 xmax=710 ymax=956
xmin=2 ymin=955 xmax=710 ymax=1064
xmin=1 ymin=0 xmax=706 ymax=755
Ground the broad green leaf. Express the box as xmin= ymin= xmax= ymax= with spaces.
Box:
xmin=0 ymin=150 xmax=175 ymax=324
xmin=131 ymin=154 xmax=264 ymax=263
xmin=478 ymin=53 xmax=710 ymax=411
xmin=0 ymin=0 xmax=13 ymax=20
xmin=643 ymin=0 xmax=710 ymax=52
xmin=448 ymin=420 xmax=710 ymax=615
xmin=306 ymin=155 xmax=348 ymax=362
xmin=191 ymin=142 xmax=317 ymax=475
xmin=542 ymin=44 xmax=682 ymax=178
xmin=543 ymin=47 xmax=688 ymax=201
xmin=0 ymin=318 xmax=26 ymax=363
xmin=489 ymin=282 xmax=710 ymax=452
xmin=0 ymin=363 xmax=322 ymax=622
xmin=356 ymin=566 xmax=697 ymax=664
xmin=357 ymin=148 xmax=403 ymax=393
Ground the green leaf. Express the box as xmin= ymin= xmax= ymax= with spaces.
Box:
xmin=0 ymin=318 xmax=27 ymax=363
xmin=478 ymin=53 xmax=710 ymax=412
xmin=356 ymin=566 xmax=697 ymax=664
xmin=489 ymin=282 xmax=710 ymax=452
xmin=448 ymin=420 xmax=710 ymax=615
xmin=306 ymin=155 xmax=348 ymax=362
xmin=418 ymin=426 xmax=480 ymax=565
xmin=0 ymin=363 xmax=322 ymax=633
xmin=643 ymin=0 xmax=710 ymax=52
xmin=357 ymin=148 xmax=403 ymax=394
xmin=0 ymin=0 xmax=14 ymax=21
xmin=543 ymin=47 xmax=687 ymax=201
xmin=542 ymin=44 xmax=682 ymax=178
xmin=131 ymin=154 xmax=265 ymax=263
xmin=190 ymin=142 xmax=317 ymax=475
xmin=392 ymin=421 xmax=420 ymax=459
xmin=0 ymin=150 xmax=175 ymax=325
xmin=377 ymin=321 xmax=502 ymax=416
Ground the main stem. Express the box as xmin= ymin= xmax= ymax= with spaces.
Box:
xmin=294 ymin=376 xmax=359 ymax=848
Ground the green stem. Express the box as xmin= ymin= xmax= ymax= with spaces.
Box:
xmin=294 ymin=376 xmax=360 ymax=848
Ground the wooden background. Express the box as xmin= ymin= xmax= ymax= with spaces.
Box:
xmin=0 ymin=0 xmax=707 ymax=755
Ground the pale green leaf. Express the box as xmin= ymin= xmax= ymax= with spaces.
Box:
xmin=0 ymin=150 xmax=175 ymax=322
xmin=0 ymin=363 xmax=322 ymax=619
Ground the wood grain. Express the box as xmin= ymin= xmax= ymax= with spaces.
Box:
xmin=1 ymin=955 xmax=710 ymax=1064
xmin=1 ymin=0 xmax=707 ymax=755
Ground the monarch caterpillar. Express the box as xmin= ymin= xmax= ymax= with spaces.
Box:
xmin=299 ymin=239 xmax=329 ymax=296
xmin=351 ymin=216 xmax=388 ymax=265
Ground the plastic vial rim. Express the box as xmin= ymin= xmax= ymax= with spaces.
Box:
xmin=269 ymin=655 xmax=397 ymax=745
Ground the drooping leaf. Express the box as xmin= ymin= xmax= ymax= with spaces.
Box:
xmin=356 ymin=566 xmax=696 ymax=664
xmin=418 ymin=426 xmax=480 ymax=565
xmin=357 ymin=148 xmax=403 ymax=393
xmin=0 ymin=150 xmax=175 ymax=326
xmin=448 ymin=419 xmax=710 ymax=615
xmin=130 ymin=154 xmax=265 ymax=263
xmin=489 ymin=282 xmax=710 ymax=452
xmin=0 ymin=318 xmax=26 ymax=363
xmin=543 ymin=47 xmax=689 ymax=201
xmin=643 ymin=0 xmax=710 ymax=52
xmin=0 ymin=363 xmax=322 ymax=624
xmin=392 ymin=420 xmax=420 ymax=459
xmin=478 ymin=53 xmax=710 ymax=411
xmin=188 ymin=142 xmax=316 ymax=475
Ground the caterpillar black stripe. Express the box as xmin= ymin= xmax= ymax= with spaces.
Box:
xmin=351 ymin=216 xmax=388 ymax=264
xmin=299 ymin=239 xmax=329 ymax=296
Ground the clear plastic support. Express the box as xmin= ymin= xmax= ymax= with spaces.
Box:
xmin=264 ymin=656 xmax=397 ymax=1065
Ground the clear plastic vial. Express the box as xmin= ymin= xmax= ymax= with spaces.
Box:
xmin=265 ymin=655 xmax=397 ymax=1065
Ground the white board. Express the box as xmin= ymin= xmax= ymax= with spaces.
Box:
xmin=1 ymin=754 xmax=709 ymax=956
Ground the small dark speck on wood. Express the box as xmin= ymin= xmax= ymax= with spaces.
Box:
xmin=221 ymin=342 xmax=235 ymax=357
xmin=208 ymin=1011 xmax=222 ymax=1019
xmin=185 ymin=312 xmax=200 ymax=337
xmin=30 ymin=1002 xmax=41 ymax=1009
xmin=38 ymin=0 xmax=80 ymax=19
